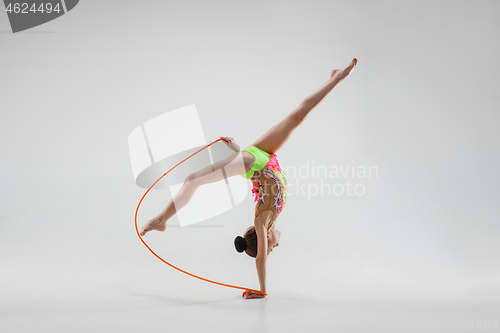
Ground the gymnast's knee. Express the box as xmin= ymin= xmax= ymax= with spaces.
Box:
xmin=288 ymin=113 xmax=305 ymax=127
xmin=185 ymin=172 xmax=201 ymax=186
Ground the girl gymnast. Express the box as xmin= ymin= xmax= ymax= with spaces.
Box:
xmin=140 ymin=58 xmax=358 ymax=298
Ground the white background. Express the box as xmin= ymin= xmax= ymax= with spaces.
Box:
xmin=1 ymin=1 xmax=499 ymax=332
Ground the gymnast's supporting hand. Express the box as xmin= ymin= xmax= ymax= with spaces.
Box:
xmin=242 ymin=290 xmax=266 ymax=299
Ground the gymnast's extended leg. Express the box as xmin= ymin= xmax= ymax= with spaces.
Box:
xmin=140 ymin=150 xmax=254 ymax=236
xmin=250 ymin=58 xmax=357 ymax=155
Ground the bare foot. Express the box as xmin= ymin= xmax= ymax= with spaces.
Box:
xmin=140 ymin=216 xmax=167 ymax=236
xmin=331 ymin=58 xmax=358 ymax=80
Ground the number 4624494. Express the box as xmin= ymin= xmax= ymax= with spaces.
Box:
xmin=5 ymin=3 xmax=62 ymax=14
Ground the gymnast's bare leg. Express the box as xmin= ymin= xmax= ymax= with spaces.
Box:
xmin=140 ymin=58 xmax=357 ymax=236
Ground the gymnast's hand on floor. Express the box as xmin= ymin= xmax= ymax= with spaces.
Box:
xmin=220 ymin=136 xmax=240 ymax=153
xmin=242 ymin=290 xmax=266 ymax=299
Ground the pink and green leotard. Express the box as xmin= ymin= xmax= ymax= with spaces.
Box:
xmin=240 ymin=146 xmax=288 ymax=222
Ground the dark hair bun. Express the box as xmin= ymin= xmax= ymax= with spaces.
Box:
xmin=234 ymin=236 xmax=246 ymax=253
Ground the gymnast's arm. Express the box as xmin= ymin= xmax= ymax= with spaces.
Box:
xmin=254 ymin=221 xmax=268 ymax=294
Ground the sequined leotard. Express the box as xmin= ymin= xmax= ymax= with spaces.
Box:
xmin=240 ymin=146 xmax=287 ymax=227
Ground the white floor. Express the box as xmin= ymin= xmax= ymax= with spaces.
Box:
xmin=2 ymin=268 xmax=499 ymax=333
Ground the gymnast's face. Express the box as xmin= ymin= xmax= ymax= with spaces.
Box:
xmin=267 ymin=229 xmax=281 ymax=255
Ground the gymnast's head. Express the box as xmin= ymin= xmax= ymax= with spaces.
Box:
xmin=234 ymin=226 xmax=281 ymax=257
